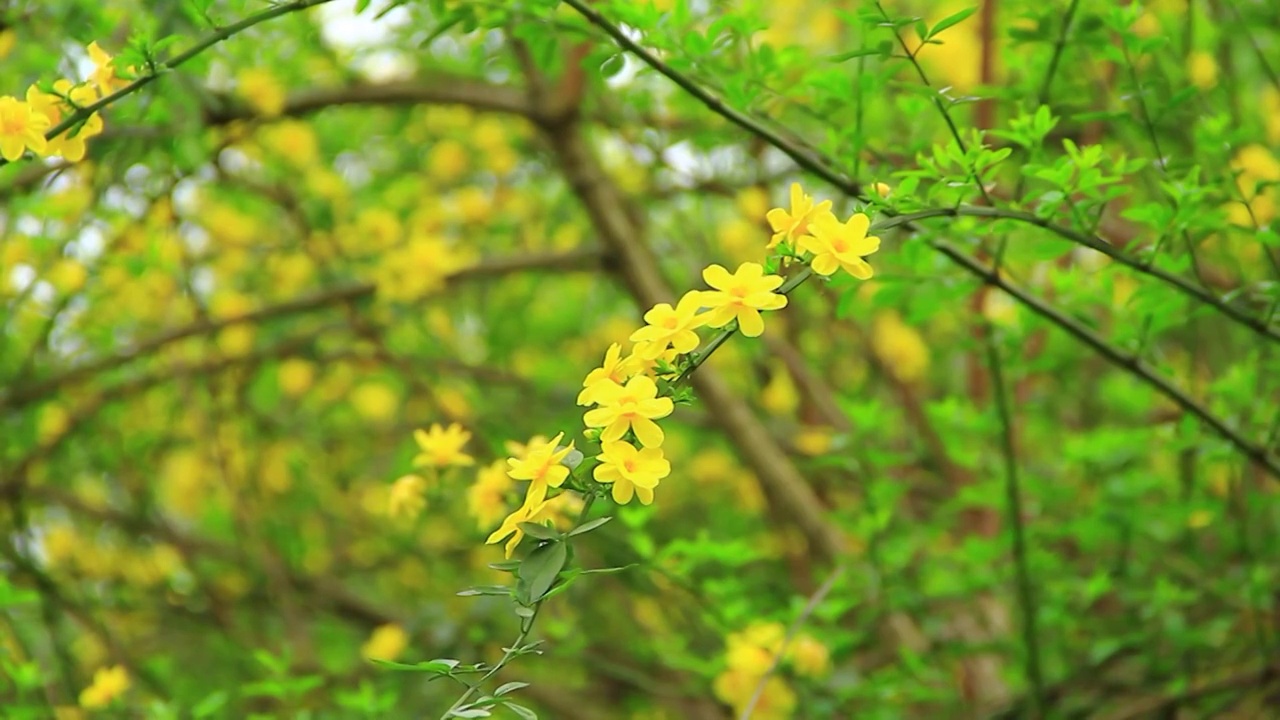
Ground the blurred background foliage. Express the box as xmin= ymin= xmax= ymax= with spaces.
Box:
xmin=1 ymin=0 xmax=1279 ymax=717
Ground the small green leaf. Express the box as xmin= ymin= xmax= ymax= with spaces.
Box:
xmin=513 ymin=605 xmax=535 ymax=618
xmin=488 ymin=560 xmax=522 ymax=572
xmin=504 ymin=702 xmax=539 ymax=720
xmin=518 ymin=541 xmax=567 ymax=602
xmin=828 ymin=47 xmax=883 ymax=62
xmin=567 ymin=516 xmax=612 ymax=537
xmin=448 ymin=709 xmax=491 ymax=719
xmin=369 ymin=658 xmax=459 ymax=674
xmin=458 ymin=585 xmax=512 ymax=597
xmin=927 ymin=6 xmax=977 ymax=39
xmin=517 ymin=522 xmax=560 ymax=541
xmin=494 ymin=681 xmax=529 ymax=696
xmin=192 ymin=691 xmax=229 ymax=718
xmin=600 ymin=53 xmax=625 ymax=78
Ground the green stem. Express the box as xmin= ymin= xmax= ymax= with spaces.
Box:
xmin=440 ymin=492 xmax=598 ymax=718
xmin=982 ymin=327 xmax=1046 ymax=716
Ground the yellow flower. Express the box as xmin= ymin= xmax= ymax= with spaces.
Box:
xmin=0 ymin=29 xmax=13 ymax=59
xmin=628 ymin=291 xmax=707 ymax=360
xmin=468 ymin=460 xmax=514 ymax=530
xmin=765 ymin=182 xmax=832 ymax=249
xmin=361 ymin=624 xmax=409 ymax=661
xmin=870 ymin=311 xmax=929 ymax=383
xmin=583 ymin=375 xmax=674 ymax=448
xmin=593 ymin=440 xmax=670 ymax=505
xmin=712 ymin=668 xmax=796 ymax=720
xmin=578 ymin=342 xmax=647 ymax=406
xmin=802 ymin=211 xmax=880 ymax=279
xmin=506 ymin=432 xmax=575 ymax=507
xmin=696 ymin=262 xmax=788 ymax=337
xmin=726 ymin=622 xmax=785 ymax=674
xmin=413 ymin=423 xmax=475 ymax=468
xmin=27 ymin=82 xmax=103 ymax=162
xmin=78 ymin=665 xmax=129 ymax=708
xmin=426 ymin=138 xmax=468 ymax=183
xmin=351 ymin=382 xmax=399 ymax=422
xmin=0 ymin=95 xmax=50 ymax=161
xmin=87 ymin=42 xmax=126 ymax=94
xmin=786 ymin=634 xmax=831 ymax=677
xmin=504 ymin=434 xmax=549 ymax=460
xmin=261 ymin=119 xmax=318 ymax=167
xmin=871 ymin=181 xmax=892 ymax=198
xmin=1187 ymin=51 xmax=1218 ymax=90
xmin=388 ymin=474 xmax=427 ymax=519
xmin=277 ymin=358 xmax=315 ymax=396
xmin=236 ymin=68 xmax=286 ymax=117
xmin=1188 ymin=509 xmax=1213 ymax=529
xmin=486 ymin=497 xmax=556 ymax=558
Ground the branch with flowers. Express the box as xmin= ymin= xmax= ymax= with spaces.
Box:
xmin=0 ymin=0 xmax=335 ymax=169
xmin=378 ymin=182 xmax=884 ymax=718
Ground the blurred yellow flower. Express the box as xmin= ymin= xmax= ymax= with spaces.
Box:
xmin=426 ymin=138 xmax=469 ymax=183
xmin=413 ymin=423 xmax=474 ymax=468
xmin=277 ymin=358 xmax=315 ymax=397
xmin=1187 ymin=51 xmax=1218 ymax=90
xmin=388 ymin=475 xmax=428 ymax=519
xmin=361 ymin=624 xmax=409 ymax=661
xmin=468 ymin=460 xmax=514 ymax=530
xmin=351 ymin=382 xmax=399 ymax=423
xmin=786 ymin=634 xmax=831 ymax=677
xmin=78 ymin=665 xmax=129 ymax=708
xmin=870 ymin=311 xmax=929 ymax=383
xmin=236 ymin=68 xmax=286 ymax=117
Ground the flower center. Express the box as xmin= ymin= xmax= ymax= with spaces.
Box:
xmin=662 ymin=316 xmax=679 ymax=329
xmin=623 ymin=459 xmax=637 ymax=473
xmin=832 ymin=238 xmax=848 ymax=253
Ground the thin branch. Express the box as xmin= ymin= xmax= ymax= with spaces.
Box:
xmin=0 ymin=0 xmax=339 ymax=169
xmin=739 ymin=563 xmax=848 ymax=720
xmin=0 ymin=248 xmax=606 ymax=410
xmin=983 ymin=327 xmax=1046 ymax=715
xmin=560 ymin=2 xmax=1280 ymax=347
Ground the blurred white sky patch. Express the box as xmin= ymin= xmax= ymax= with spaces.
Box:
xmin=319 ymin=0 xmax=414 ymax=81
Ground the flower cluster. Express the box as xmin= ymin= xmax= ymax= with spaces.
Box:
xmin=386 ymin=183 xmax=878 ymax=561
xmin=711 ymin=621 xmax=831 ymax=720
xmin=0 ymin=42 xmax=123 ymax=163
xmin=767 ymin=182 xmax=882 ymax=279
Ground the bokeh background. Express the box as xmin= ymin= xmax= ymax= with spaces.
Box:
xmin=2 ymin=0 xmax=1279 ymax=717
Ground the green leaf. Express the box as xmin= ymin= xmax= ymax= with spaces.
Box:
xmin=448 ymin=709 xmax=491 ymax=719
xmin=488 ymin=560 xmax=522 ymax=572
xmin=600 ymin=53 xmax=625 ymax=78
xmin=369 ymin=658 xmax=459 ymax=674
xmin=927 ymin=7 xmax=977 ymax=39
xmin=504 ymin=702 xmax=538 ymax=720
xmin=457 ymin=585 xmax=512 ymax=597
xmin=355 ymin=0 xmax=372 ymax=13
xmin=192 ymin=691 xmax=229 ymax=718
xmin=517 ymin=522 xmax=560 ymax=541
xmin=518 ymin=541 xmax=567 ymax=602
xmin=567 ymin=516 xmax=612 ymax=537
xmin=828 ymin=47 xmax=884 ymax=63
xmin=494 ymin=681 xmax=529 ymax=696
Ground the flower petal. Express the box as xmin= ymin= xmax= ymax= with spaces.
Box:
xmin=632 ymin=417 xmax=665 ymax=448
xmin=702 ymin=263 xmax=732 ymax=290
xmin=811 ymin=254 xmax=839 ymax=276
xmin=612 ymin=478 xmax=635 ymax=504
xmin=737 ymin=309 xmax=765 ymax=337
